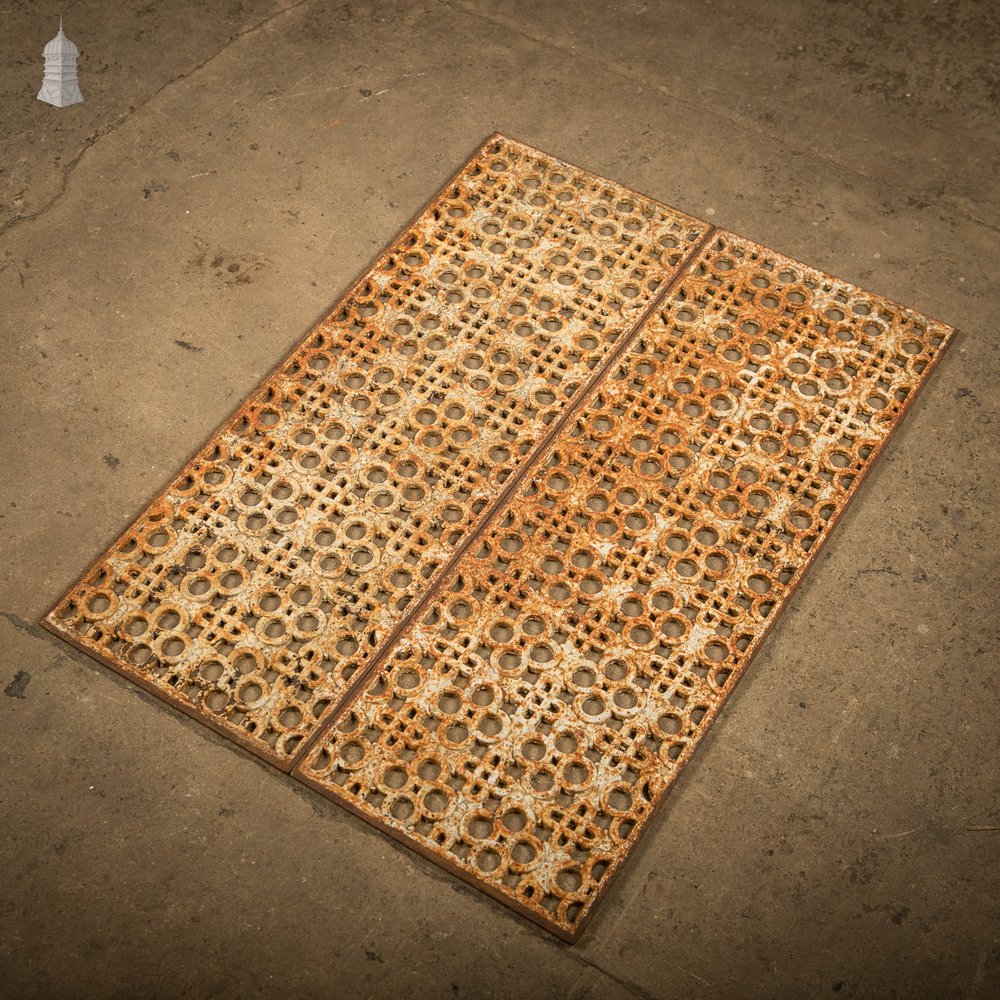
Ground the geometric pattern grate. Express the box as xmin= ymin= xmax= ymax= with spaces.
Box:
xmin=295 ymin=228 xmax=953 ymax=938
xmin=43 ymin=134 xmax=954 ymax=940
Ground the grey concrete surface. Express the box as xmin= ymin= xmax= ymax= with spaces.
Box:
xmin=1 ymin=1 xmax=997 ymax=997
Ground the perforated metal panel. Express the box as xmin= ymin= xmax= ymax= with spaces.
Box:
xmin=43 ymin=136 xmax=953 ymax=939
xmin=293 ymin=230 xmax=954 ymax=940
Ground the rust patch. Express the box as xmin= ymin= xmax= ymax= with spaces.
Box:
xmin=42 ymin=135 xmax=708 ymax=770
xmin=294 ymin=229 xmax=954 ymax=940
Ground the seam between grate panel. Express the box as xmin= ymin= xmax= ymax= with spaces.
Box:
xmin=289 ymin=224 xmax=719 ymax=769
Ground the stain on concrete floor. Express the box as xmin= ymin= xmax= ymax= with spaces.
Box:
xmin=4 ymin=670 xmax=31 ymax=699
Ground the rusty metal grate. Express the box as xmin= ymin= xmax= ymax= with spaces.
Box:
xmin=292 ymin=230 xmax=953 ymax=939
xmin=44 ymin=135 xmax=953 ymax=940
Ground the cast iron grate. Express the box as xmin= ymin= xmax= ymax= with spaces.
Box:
xmin=295 ymin=228 xmax=953 ymax=938
xmin=43 ymin=135 xmax=953 ymax=939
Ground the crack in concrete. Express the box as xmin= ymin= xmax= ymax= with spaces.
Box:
xmin=7 ymin=0 xmax=996 ymax=245
xmin=0 ymin=0 xmax=315 ymax=241
xmin=565 ymin=951 xmax=659 ymax=1000
xmin=446 ymin=0 xmax=1000 ymax=238
xmin=0 ymin=608 xmax=51 ymax=642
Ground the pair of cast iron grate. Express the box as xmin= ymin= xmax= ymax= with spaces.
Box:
xmin=43 ymin=134 xmax=954 ymax=941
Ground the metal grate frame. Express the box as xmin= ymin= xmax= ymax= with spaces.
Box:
xmin=43 ymin=134 xmax=954 ymax=940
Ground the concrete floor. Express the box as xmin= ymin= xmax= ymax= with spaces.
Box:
xmin=2 ymin=1 xmax=998 ymax=997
